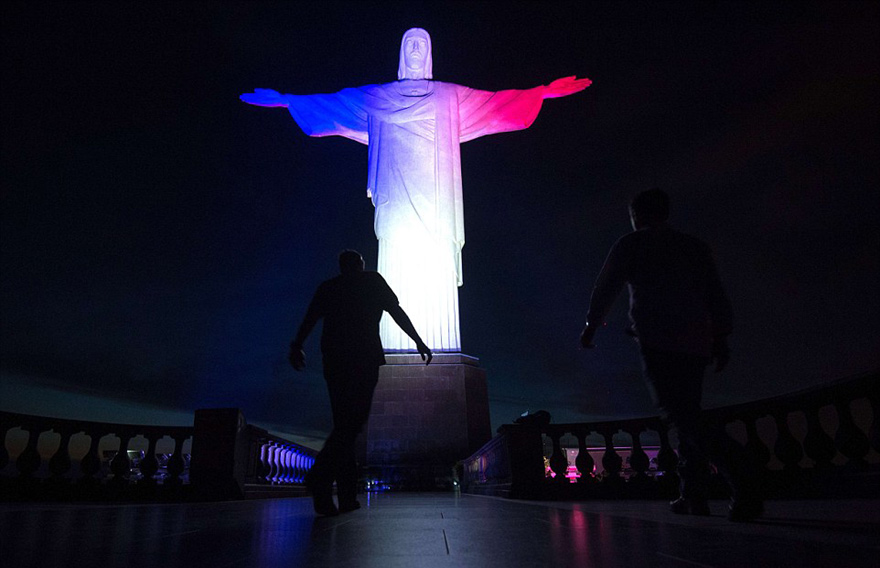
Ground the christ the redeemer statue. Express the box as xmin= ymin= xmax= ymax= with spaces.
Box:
xmin=242 ymin=28 xmax=590 ymax=352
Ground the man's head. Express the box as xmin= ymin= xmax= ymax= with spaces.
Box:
xmin=629 ymin=188 xmax=670 ymax=230
xmin=398 ymin=28 xmax=433 ymax=80
xmin=338 ymin=249 xmax=365 ymax=274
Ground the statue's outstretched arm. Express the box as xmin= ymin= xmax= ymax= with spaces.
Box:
xmin=542 ymin=76 xmax=592 ymax=99
xmin=240 ymin=88 xmax=290 ymax=108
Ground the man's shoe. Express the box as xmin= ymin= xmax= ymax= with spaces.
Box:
xmin=310 ymin=488 xmax=339 ymax=516
xmin=728 ymin=498 xmax=763 ymax=522
xmin=338 ymin=499 xmax=361 ymax=514
xmin=670 ymin=497 xmax=710 ymax=516
xmin=305 ymin=472 xmax=338 ymax=517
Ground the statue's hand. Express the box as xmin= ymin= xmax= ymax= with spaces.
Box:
xmin=543 ymin=76 xmax=592 ymax=99
xmin=240 ymin=88 xmax=289 ymax=108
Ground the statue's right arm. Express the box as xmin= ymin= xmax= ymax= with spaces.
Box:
xmin=240 ymin=88 xmax=290 ymax=108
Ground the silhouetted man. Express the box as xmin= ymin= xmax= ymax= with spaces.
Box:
xmin=290 ymin=250 xmax=432 ymax=515
xmin=580 ymin=189 xmax=762 ymax=522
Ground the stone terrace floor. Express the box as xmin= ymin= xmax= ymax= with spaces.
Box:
xmin=2 ymin=493 xmax=878 ymax=568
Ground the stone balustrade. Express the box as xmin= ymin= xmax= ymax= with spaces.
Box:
xmin=0 ymin=408 xmax=318 ymax=501
xmin=246 ymin=424 xmax=317 ymax=485
xmin=461 ymin=371 xmax=879 ymax=500
xmin=0 ymin=410 xmax=193 ymax=500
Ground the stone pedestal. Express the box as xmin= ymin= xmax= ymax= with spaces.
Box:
xmin=362 ymin=353 xmax=491 ymax=490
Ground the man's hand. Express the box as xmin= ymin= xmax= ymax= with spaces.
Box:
xmin=579 ymin=323 xmax=597 ymax=349
xmin=711 ymin=336 xmax=730 ymax=373
xmin=289 ymin=346 xmax=306 ymax=371
xmin=416 ymin=342 xmax=433 ymax=366
xmin=543 ymin=76 xmax=592 ymax=99
xmin=240 ymin=88 xmax=289 ymax=108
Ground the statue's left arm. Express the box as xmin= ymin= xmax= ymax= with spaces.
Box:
xmin=457 ymin=76 xmax=591 ymax=142
xmin=543 ymin=76 xmax=592 ymax=99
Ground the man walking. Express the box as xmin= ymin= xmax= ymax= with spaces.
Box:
xmin=290 ymin=250 xmax=432 ymax=515
xmin=580 ymin=189 xmax=762 ymax=521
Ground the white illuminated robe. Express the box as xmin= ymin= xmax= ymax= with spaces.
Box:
xmin=286 ymin=80 xmax=545 ymax=351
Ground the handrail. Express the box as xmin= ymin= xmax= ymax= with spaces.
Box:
xmin=461 ymin=371 xmax=879 ymax=500
xmin=0 ymin=410 xmax=194 ymax=499
xmin=1 ymin=408 xmax=319 ymax=501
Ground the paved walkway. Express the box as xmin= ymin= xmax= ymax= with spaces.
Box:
xmin=2 ymin=494 xmax=878 ymax=567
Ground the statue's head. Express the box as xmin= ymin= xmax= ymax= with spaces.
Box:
xmin=398 ymin=28 xmax=433 ymax=80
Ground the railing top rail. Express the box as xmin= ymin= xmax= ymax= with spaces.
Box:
xmin=706 ymin=370 xmax=878 ymax=419
xmin=245 ymin=424 xmax=319 ymax=456
xmin=0 ymin=409 xmax=194 ymax=436
xmin=493 ymin=370 xmax=876 ymax=437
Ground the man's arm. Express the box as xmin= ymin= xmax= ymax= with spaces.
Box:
xmin=386 ymin=304 xmax=433 ymax=365
xmin=580 ymin=240 xmax=628 ymax=348
xmin=288 ymin=296 xmax=322 ymax=371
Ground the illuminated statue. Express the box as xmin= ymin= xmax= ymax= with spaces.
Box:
xmin=242 ymin=28 xmax=590 ymax=352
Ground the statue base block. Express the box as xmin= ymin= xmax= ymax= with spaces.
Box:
xmin=363 ymin=353 xmax=491 ymax=490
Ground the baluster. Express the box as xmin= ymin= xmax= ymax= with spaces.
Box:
xmin=109 ymin=430 xmax=133 ymax=485
xmin=287 ymin=446 xmax=297 ymax=483
xmin=290 ymin=450 xmax=300 ymax=484
xmin=267 ymin=442 xmax=280 ymax=484
xmin=279 ymin=444 xmax=290 ymax=484
xmin=834 ymin=398 xmax=870 ymax=468
xmin=655 ymin=423 xmax=678 ymax=476
xmin=295 ymin=449 xmax=304 ymax=483
xmin=258 ymin=440 xmax=271 ymax=483
xmin=165 ymin=434 xmax=187 ymax=486
xmin=572 ymin=428 xmax=594 ymax=482
xmin=306 ymin=455 xmax=315 ymax=479
xmin=48 ymin=426 xmax=74 ymax=482
xmin=16 ymin=426 xmax=42 ymax=479
xmin=139 ymin=433 xmax=160 ymax=485
xmin=628 ymin=427 xmax=650 ymax=479
xmin=296 ymin=450 xmax=305 ymax=483
xmin=547 ymin=431 xmax=568 ymax=482
xmin=301 ymin=452 xmax=311 ymax=484
xmin=79 ymin=429 xmax=102 ymax=484
xmin=802 ymin=404 xmax=836 ymax=468
xmin=599 ymin=427 xmax=623 ymax=480
xmin=652 ymin=422 xmax=679 ymax=496
xmin=0 ymin=417 xmax=12 ymax=471
xmin=868 ymin=390 xmax=880 ymax=453
xmin=300 ymin=451 xmax=310 ymax=483
xmin=868 ymin=387 xmax=880 ymax=452
xmin=772 ymin=410 xmax=803 ymax=472
xmin=280 ymin=446 xmax=291 ymax=483
xmin=292 ymin=449 xmax=302 ymax=484
xmin=742 ymin=415 xmax=771 ymax=471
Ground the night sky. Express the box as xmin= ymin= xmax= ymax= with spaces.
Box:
xmin=2 ymin=2 xmax=878 ymax=446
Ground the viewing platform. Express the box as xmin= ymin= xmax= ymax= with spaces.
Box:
xmin=2 ymin=493 xmax=878 ymax=567
xmin=2 ymin=372 xmax=876 ymax=567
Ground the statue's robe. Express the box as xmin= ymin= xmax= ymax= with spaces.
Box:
xmin=286 ymin=80 xmax=545 ymax=351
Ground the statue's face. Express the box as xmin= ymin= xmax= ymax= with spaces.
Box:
xmin=398 ymin=28 xmax=432 ymax=81
xmin=403 ymin=35 xmax=429 ymax=74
